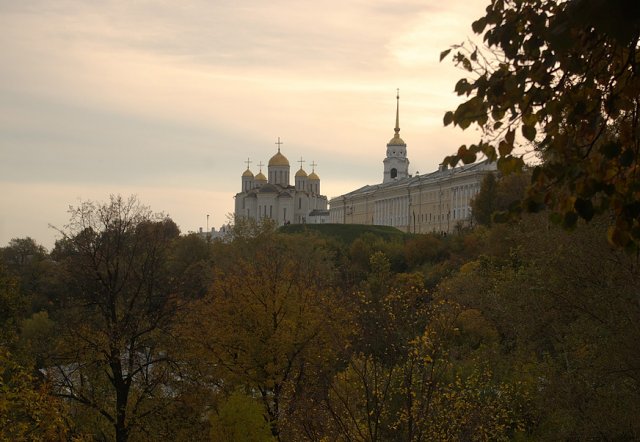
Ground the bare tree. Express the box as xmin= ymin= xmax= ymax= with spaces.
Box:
xmin=49 ymin=195 xmax=181 ymax=442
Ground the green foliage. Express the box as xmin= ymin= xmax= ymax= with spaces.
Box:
xmin=0 ymin=264 xmax=24 ymax=342
xmin=183 ymin=230 xmax=348 ymax=440
xmin=4 ymin=196 xmax=640 ymax=440
xmin=471 ymin=172 xmax=530 ymax=226
xmin=439 ymin=213 xmax=640 ymax=439
xmin=0 ymin=348 xmax=70 ymax=441
xmin=210 ymin=390 xmax=275 ymax=442
xmin=279 ymin=223 xmax=406 ymax=244
xmin=471 ymin=173 xmax=498 ymax=226
xmin=443 ymin=0 xmax=640 ymax=248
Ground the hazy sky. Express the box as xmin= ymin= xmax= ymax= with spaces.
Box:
xmin=1 ymin=0 xmax=488 ymax=249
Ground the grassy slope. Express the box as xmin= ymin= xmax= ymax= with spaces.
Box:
xmin=278 ymin=223 xmax=407 ymax=244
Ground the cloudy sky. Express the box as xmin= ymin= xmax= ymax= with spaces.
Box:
xmin=1 ymin=0 xmax=488 ymax=249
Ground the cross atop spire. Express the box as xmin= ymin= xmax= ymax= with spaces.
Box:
xmin=298 ymin=156 xmax=305 ymax=169
xmin=275 ymin=137 xmax=283 ymax=152
xmin=257 ymin=161 xmax=264 ymax=172
xmin=310 ymin=160 xmax=317 ymax=172
xmin=244 ymin=157 xmax=252 ymax=169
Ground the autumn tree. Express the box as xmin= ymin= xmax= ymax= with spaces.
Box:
xmin=439 ymin=213 xmax=640 ymax=439
xmin=0 ymin=349 xmax=71 ymax=441
xmin=471 ymin=171 xmax=530 ymax=226
xmin=326 ymin=253 xmax=531 ymax=440
xmin=1 ymin=237 xmax=59 ymax=315
xmin=442 ymin=0 xmax=640 ymax=247
xmin=0 ymin=261 xmax=73 ymax=441
xmin=183 ymin=225 xmax=349 ymax=440
xmin=47 ymin=195 xmax=183 ymax=442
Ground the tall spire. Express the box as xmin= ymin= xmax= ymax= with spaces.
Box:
xmin=395 ymin=88 xmax=400 ymax=136
xmin=387 ymin=89 xmax=405 ymax=146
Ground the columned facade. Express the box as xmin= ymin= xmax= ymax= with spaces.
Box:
xmin=329 ymin=92 xmax=496 ymax=233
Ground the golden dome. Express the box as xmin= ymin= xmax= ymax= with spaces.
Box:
xmin=308 ymin=171 xmax=320 ymax=181
xmin=268 ymin=150 xmax=290 ymax=167
xmin=295 ymin=168 xmax=307 ymax=177
xmin=387 ymin=134 xmax=406 ymax=146
xmin=255 ymin=172 xmax=267 ymax=181
xmin=242 ymin=168 xmax=254 ymax=177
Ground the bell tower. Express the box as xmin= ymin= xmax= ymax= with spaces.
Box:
xmin=383 ymin=90 xmax=409 ymax=183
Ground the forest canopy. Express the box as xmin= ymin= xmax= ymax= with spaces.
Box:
xmin=1 ymin=193 xmax=639 ymax=440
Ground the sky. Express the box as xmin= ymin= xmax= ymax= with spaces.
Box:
xmin=1 ymin=0 xmax=489 ymax=250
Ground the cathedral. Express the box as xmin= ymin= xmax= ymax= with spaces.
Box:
xmin=328 ymin=92 xmax=497 ymax=234
xmin=234 ymin=139 xmax=329 ymax=225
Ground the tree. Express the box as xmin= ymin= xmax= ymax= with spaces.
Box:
xmin=471 ymin=173 xmax=497 ymax=226
xmin=0 ymin=264 xmax=71 ymax=441
xmin=1 ymin=237 xmax=58 ymax=315
xmin=471 ymin=172 xmax=530 ymax=226
xmin=47 ymin=195 xmax=182 ymax=442
xmin=442 ymin=0 xmax=640 ymax=247
xmin=209 ymin=390 xmax=275 ymax=442
xmin=325 ymin=253 xmax=531 ymax=441
xmin=438 ymin=213 xmax=640 ymax=439
xmin=0 ymin=348 xmax=71 ymax=441
xmin=183 ymin=229 xmax=348 ymax=440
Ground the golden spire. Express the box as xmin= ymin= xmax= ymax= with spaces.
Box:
xmin=388 ymin=89 xmax=406 ymax=146
xmin=395 ymin=88 xmax=400 ymax=136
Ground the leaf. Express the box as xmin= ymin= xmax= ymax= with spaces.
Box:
xmin=439 ymin=48 xmax=452 ymax=61
xmin=505 ymin=129 xmax=515 ymax=145
xmin=522 ymin=124 xmax=536 ymax=141
xmin=462 ymin=151 xmax=477 ymax=164
xmin=497 ymin=156 xmax=524 ymax=175
xmin=498 ymin=140 xmax=512 ymax=156
xmin=472 ymin=17 xmax=487 ymax=34
xmin=443 ymin=111 xmax=454 ymax=126
xmin=454 ymin=79 xmax=470 ymax=95
xmin=574 ymin=198 xmax=594 ymax=221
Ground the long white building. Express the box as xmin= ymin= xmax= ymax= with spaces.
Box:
xmin=329 ymin=93 xmax=496 ymax=234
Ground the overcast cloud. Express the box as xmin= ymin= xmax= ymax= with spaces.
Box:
xmin=0 ymin=0 xmax=487 ymax=249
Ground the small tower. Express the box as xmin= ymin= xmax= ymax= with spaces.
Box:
xmin=383 ymin=90 xmax=410 ymax=183
xmin=241 ymin=157 xmax=254 ymax=192
xmin=268 ymin=137 xmax=290 ymax=186
xmin=308 ymin=161 xmax=320 ymax=195
xmin=295 ymin=157 xmax=308 ymax=191
xmin=254 ymin=161 xmax=267 ymax=188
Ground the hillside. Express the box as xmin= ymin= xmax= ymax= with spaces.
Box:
xmin=278 ymin=223 xmax=406 ymax=244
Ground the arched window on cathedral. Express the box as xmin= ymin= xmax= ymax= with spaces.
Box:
xmin=391 ymin=168 xmax=397 ymax=179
